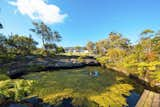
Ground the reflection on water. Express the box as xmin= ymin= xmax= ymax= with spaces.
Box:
xmin=126 ymin=92 xmax=141 ymax=107
xmin=89 ymin=71 xmax=99 ymax=77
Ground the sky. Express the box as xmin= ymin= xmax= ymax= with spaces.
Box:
xmin=0 ymin=0 xmax=160 ymax=47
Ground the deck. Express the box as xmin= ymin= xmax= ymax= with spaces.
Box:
xmin=136 ymin=89 xmax=160 ymax=107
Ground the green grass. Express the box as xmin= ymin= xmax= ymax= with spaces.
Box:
xmin=22 ymin=67 xmax=144 ymax=107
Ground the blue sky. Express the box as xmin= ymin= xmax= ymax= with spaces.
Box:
xmin=0 ymin=0 xmax=160 ymax=47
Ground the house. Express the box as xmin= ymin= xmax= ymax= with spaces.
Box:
xmin=64 ymin=47 xmax=89 ymax=53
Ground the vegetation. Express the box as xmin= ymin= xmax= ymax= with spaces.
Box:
xmin=7 ymin=34 xmax=38 ymax=55
xmin=30 ymin=22 xmax=62 ymax=55
xmin=95 ymin=30 xmax=160 ymax=86
xmin=86 ymin=41 xmax=95 ymax=53
xmin=0 ymin=17 xmax=159 ymax=106
xmin=0 ymin=21 xmax=64 ymax=63
xmin=0 ymin=79 xmax=35 ymax=104
xmin=22 ymin=67 xmax=143 ymax=107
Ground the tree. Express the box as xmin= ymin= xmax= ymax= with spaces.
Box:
xmin=30 ymin=22 xmax=62 ymax=54
xmin=109 ymin=32 xmax=130 ymax=50
xmin=139 ymin=29 xmax=155 ymax=61
xmin=7 ymin=34 xmax=38 ymax=55
xmin=0 ymin=33 xmax=7 ymax=54
xmin=75 ymin=46 xmax=81 ymax=51
xmin=140 ymin=29 xmax=154 ymax=38
xmin=95 ymin=32 xmax=130 ymax=55
xmin=30 ymin=22 xmax=52 ymax=49
xmin=53 ymin=31 xmax=62 ymax=42
xmin=95 ymin=40 xmax=108 ymax=55
xmin=56 ymin=46 xmax=65 ymax=53
xmin=0 ymin=23 xmax=3 ymax=29
xmin=106 ymin=48 xmax=126 ymax=63
xmin=86 ymin=41 xmax=95 ymax=53
xmin=133 ymin=44 xmax=145 ymax=62
xmin=152 ymin=36 xmax=160 ymax=54
xmin=44 ymin=43 xmax=57 ymax=51
xmin=108 ymin=32 xmax=121 ymax=42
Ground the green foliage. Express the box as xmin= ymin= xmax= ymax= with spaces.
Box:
xmin=86 ymin=41 xmax=95 ymax=53
xmin=32 ymin=48 xmax=47 ymax=56
xmin=75 ymin=46 xmax=81 ymax=51
xmin=152 ymin=36 xmax=160 ymax=54
xmin=30 ymin=22 xmax=62 ymax=53
xmin=96 ymin=30 xmax=160 ymax=86
xmin=106 ymin=48 xmax=126 ymax=63
xmin=90 ymin=84 xmax=134 ymax=107
xmin=77 ymin=56 xmax=84 ymax=62
xmin=95 ymin=40 xmax=108 ymax=55
xmin=0 ymin=26 xmax=63 ymax=57
xmin=56 ymin=46 xmax=65 ymax=53
xmin=108 ymin=32 xmax=130 ymax=49
xmin=0 ymin=79 xmax=35 ymax=103
xmin=95 ymin=32 xmax=130 ymax=55
xmin=22 ymin=67 xmax=142 ymax=106
xmin=7 ymin=34 xmax=38 ymax=55
xmin=140 ymin=29 xmax=154 ymax=37
xmin=72 ymin=97 xmax=98 ymax=107
xmin=44 ymin=43 xmax=57 ymax=51
xmin=96 ymin=56 xmax=109 ymax=66
xmin=149 ymin=71 xmax=160 ymax=86
xmin=32 ymin=48 xmax=55 ymax=56
xmin=129 ymin=61 xmax=160 ymax=78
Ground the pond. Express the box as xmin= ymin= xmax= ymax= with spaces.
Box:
xmin=21 ymin=66 xmax=144 ymax=107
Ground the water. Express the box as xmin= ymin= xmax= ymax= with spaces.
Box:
xmin=22 ymin=66 xmax=144 ymax=107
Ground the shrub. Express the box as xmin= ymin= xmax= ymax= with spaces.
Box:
xmin=77 ymin=56 xmax=84 ymax=62
xmin=0 ymin=79 xmax=35 ymax=103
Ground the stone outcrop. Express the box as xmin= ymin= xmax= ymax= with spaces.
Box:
xmin=5 ymin=55 xmax=100 ymax=78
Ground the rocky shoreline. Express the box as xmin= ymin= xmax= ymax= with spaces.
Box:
xmin=2 ymin=55 xmax=100 ymax=78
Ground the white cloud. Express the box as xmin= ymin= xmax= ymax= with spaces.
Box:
xmin=9 ymin=0 xmax=67 ymax=24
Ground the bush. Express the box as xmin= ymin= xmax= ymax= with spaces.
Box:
xmin=32 ymin=48 xmax=55 ymax=57
xmin=0 ymin=79 xmax=35 ymax=103
xmin=77 ymin=56 xmax=84 ymax=62
xmin=96 ymin=56 xmax=109 ymax=66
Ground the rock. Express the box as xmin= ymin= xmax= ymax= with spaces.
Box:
xmin=6 ymin=56 xmax=100 ymax=78
xmin=25 ymin=55 xmax=36 ymax=59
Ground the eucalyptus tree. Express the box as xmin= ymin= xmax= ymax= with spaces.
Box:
xmin=95 ymin=32 xmax=130 ymax=55
xmin=53 ymin=31 xmax=62 ymax=42
xmin=140 ymin=29 xmax=155 ymax=61
xmin=30 ymin=22 xmax=62 ymax=54
xmin=140 ymin=29 xmax=154 ymax=38
xmin=108 ymin=32 xmax=130 ymax=50
xmin=86 ymin=41 xmax=95 ymax=53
